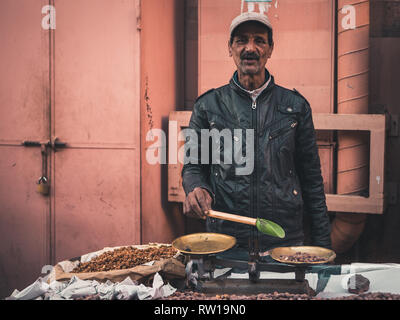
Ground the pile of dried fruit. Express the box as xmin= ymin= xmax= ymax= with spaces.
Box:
xmin=71 ymin=245 xmax=177 ymax=273
xmin=162 ymin=291 xmax=312 ymax=300
xmin=325 ymin=292 xmax=400 ymax=300
xmin=279 ymin=252 xmax=327 ymax=263
xmin=161 ymin=291 xmax=400 ymax=300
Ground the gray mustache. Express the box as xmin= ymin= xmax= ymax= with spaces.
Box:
xmin=241 ymin=53 xmax=259 ymax=60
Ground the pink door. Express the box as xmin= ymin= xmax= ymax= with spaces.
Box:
xmin=0 ymin=0 xmax=141 ymax=298
xmin=0 ymin=0 xmax=51 ymax=298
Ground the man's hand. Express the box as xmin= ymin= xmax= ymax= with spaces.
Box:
xmin=183 ymin=187 xmax=212 ymax=220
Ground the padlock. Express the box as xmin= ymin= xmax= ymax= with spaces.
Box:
xmin=37 ymin=176 xmax=50 ymax=196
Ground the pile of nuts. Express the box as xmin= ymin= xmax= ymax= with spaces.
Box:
xmin=71 ymin=245 xmax=177 ymax=273
xmin=74 ymin=291 xmax=400 ymax=300
xmin=161 ymin=291 xmax=400 ymax=300
xmin=162 ymin=291 xmax=312 ymax=300
xmin=279 ymin=252 xmax=327 ymax=263
xmin=326 ymin=292 xmax=400 ymax=300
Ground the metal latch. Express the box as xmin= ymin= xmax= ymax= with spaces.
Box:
xmin=22 ymin=138 xmax=67 ymax=196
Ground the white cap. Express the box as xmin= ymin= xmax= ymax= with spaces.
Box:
xmin=229 ymin=12 xmax=273 ymax=38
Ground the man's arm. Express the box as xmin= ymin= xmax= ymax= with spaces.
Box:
xmin=181 ymin=100 xmax=214 ymax=219
xmin=295 ymin=101 xmax=332 ymax=249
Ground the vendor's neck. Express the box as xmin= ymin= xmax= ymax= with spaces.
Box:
xmin=237 ymin=69 xmax=266 ymax=91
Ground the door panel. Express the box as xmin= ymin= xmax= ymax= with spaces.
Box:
xmin=54 ymin=148 xmax=140 ymax=262
xmin=53 ymin=0 xmax=141 ymax=262
xmin=0 ymin=0 xmax=50 ymax=298
xmin=0 ymin=0 xmax=50 ymax=142
xmin=54 ymin=0 xmax=139 ymax=145
xmin=0 ymin=147 xmax=48 ymax=297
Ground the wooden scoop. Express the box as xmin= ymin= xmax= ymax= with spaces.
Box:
xmin=206 ymin=209 xmax=285 ymax=238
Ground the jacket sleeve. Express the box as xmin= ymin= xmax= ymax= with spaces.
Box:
xmin=181 ymin=100 xmax=215 ymax=203
xmin=295 ymin=102 xmax=332 ymax=249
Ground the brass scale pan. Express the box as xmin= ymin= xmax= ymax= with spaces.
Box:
xmin=172 ymin=233 xmax=336 ymax=265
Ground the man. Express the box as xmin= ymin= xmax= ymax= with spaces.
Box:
xmin=182 ymin=12 xmax=331 ymax=251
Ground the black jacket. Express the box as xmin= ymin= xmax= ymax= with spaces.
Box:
xmin=182 ymin=72 xmax=331 ymax=251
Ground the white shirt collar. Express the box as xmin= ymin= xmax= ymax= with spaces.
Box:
xmin=233 ymin=73 xmax=272 ymax=102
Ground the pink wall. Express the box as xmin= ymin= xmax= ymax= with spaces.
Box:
xmin=140 ymin=0 xmax=186 ymax=244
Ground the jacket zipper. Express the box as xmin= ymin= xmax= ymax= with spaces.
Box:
xmin=251 ymin=98 xmax=258 ymax=241
xmin=268 ymin=121 xmax=298 ymax=140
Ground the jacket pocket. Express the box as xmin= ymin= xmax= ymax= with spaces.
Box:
xmin=278 ymin=145 xmax=294 ymax=179
xmin=211 ymin=165 xmax=237 ymax=210
xmin=275 ymin=147 xmax=303 ymax=212
xmin=269 ymin=120 xmax=298 ymax=140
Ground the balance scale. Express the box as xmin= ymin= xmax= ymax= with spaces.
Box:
xmin=172 ymin=233 xmax=336 ymax=296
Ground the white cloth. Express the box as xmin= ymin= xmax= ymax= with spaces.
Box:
xmin=6 ymin=272 xmax=176 ymax=300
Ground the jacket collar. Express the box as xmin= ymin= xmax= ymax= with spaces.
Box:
xmin=229 ymin=69 xmax=275 ymax=99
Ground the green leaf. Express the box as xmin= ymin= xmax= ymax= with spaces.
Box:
xmin=256 ymin=218 xmax=285 ymax=238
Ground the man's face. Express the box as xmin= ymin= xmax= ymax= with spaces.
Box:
xmin=228 ymin=22 xmax=273 ymax=76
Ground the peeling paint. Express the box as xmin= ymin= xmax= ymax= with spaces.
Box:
xmin=144 ymin=76 xmax=154 ymax=140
